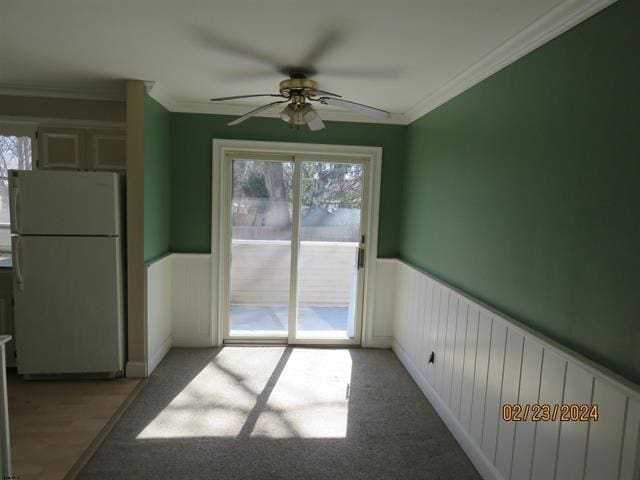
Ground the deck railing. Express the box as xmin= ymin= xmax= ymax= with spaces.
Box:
xmin=230 ymin=240 xmax=358 ymax=306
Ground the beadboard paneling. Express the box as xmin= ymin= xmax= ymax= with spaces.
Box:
xmin=584 ymin=378 xmax=628 ymax=480
xmin=555 ymin=362 xmax=593 ymax=480
xmin=146 ymin=255 xmax=172 ymax=375
xmin=371 ymin=259 xmax=396 ymax=345
xmin=391 ymin=259 xmax=640 ymax=480
xmin=171 ymin=254 xmax=213 ymax=347
xmin=494 ymin=329 xmax=524 ymax=479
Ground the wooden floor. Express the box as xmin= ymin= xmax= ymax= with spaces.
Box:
xmin=6 ymin=370 xmax=141 ymax=480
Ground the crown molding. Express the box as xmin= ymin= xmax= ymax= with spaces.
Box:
xmin=405 ymin=0 xmax=618 ymax=123
xmin=144 ymin=81 xmax=178 ymax=111
xmin=143 ymin=81 xmax=156 ymax=94
xmin=0 ymin=82 xmax=126 ymax=102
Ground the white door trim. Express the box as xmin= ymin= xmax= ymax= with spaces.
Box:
xmin=211 ymin=139 xmax=383 ymax=347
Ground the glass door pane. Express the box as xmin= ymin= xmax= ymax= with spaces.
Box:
xmin=229 ymin=158 xmax=294 ymax=337
xmin=296 ymin=161 xmax=364 ymax=339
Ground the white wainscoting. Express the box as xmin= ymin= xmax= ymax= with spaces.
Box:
xmin=144 ymin=253 xmax=213 ymax=376
xmin=145 ymin=253 xmax=393 ymax=354
xmin=370 ymin=258 xmax=395 ymax=346
xmin=171 ymin=254 xmax=213 ymax=347
xmin=391 ymin=259 xmax=640 ymax=480
xmin=146 ymin=254 xmax=172 ymax=375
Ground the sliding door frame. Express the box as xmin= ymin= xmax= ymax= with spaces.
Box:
xmin=211 ymin=139 xmax=382 ymax=347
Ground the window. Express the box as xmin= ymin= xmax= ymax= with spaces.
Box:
xmin=0 ymin=123 xmax=36 ymax=251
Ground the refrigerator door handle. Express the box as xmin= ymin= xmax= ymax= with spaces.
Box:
xmin=14 ymin=237 xmax=24 ymax=291
xmin=10 ymin=185 xmax=20 ymax=234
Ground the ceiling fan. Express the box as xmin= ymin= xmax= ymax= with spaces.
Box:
xmin=211 ymin=73 xmax=390 ymax=131
xmin=201 ymin=29 xmax=392 ymax=131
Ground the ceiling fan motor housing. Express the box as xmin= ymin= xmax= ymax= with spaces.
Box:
xmin=279 ymin=78 xmax=319 ymax=98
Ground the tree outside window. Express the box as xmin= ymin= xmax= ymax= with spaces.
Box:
xmin=0 ymin=133 xmax=33 ymax=251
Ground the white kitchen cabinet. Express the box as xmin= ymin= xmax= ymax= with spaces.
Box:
xmin=37 ymin=126 xmax=126 ymax=173
xmin=87 ymin=128 xmax=127 ymax=173
xmin=37 ymin=126 xmax=86 ymax=170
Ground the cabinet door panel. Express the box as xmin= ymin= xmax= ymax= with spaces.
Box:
xmin=37 ymin=127 xmax=86 ymax=170
xmin=87 ymin=129 xmax=126 ymax=172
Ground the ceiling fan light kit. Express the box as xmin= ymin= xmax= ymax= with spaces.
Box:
xmin=280 ymin=103 xmax=316 ymax=125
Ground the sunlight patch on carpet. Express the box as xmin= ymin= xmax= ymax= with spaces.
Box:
xmin=137 ymin=347 xmax=352 ymax=439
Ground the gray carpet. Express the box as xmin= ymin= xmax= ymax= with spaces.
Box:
xmin=78 ymin=347 xmax=480 ymax=480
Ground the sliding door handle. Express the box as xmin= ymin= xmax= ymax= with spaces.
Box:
xmin=357 ymin=247 xmax=365 ymax=269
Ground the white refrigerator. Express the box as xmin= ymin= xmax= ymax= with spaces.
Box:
xmin=9 ymin=170 xmax=125 ymax=376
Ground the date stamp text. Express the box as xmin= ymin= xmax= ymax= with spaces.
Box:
xmin=501 ymin=403 xmax=599 ymax=422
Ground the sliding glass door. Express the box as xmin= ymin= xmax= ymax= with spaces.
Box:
xmin=224 ymin=152 xmax=368 ymax=345
xmin=228 ymin=157 xmax=294 ymax=337
xmin=296 ymin=160 xmax=364 ymax=339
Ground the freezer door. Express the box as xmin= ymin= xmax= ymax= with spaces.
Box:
xmin=9 ymin=170 xmax=121 ymax=236
xmin=13 ymin=235 xmax=124 ymax=375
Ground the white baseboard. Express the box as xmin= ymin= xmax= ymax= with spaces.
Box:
xmin=171 ymin=336 xmax=215 ymax=348
xmin=365 ymin=336 xmax=393 ymax=348
xmin=393 ymin=339 xmax=501 ymax=480
xmin=125 ymin=361 xmax=147 ymax=378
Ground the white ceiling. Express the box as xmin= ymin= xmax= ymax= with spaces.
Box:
xmin=0 ymin=0 xmax=613 ymax=123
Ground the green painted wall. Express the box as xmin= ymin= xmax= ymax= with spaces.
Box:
xmin=143 ymin=94 xmax=171 ymax=262
xmin=400 ymin=0 xmax=640 ymax=383
xmin=170 ymin=114 xmax=407 ymax=256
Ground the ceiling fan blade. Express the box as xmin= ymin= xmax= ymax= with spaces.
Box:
xmin=219 ymin=69 xmax=283 ymax=81
xmin=308 ymin=89 xmax=342 ymax=98
xmin=318 ymin=97 xmax=390 ymax=119
xmin=307 ymin=111 xmax=325 ymax=131
xmin=300 ymin=27 xmax=345 ymax=67
xmin=193 ymin=28 xmax=282 ymax=68
xmin=228 ymin=100 xmax=288 ymax=126
xmin=319 ymin=67 xmax=402 ymax=79
xmin=211 ymin=93 xmax=284 ymax=101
